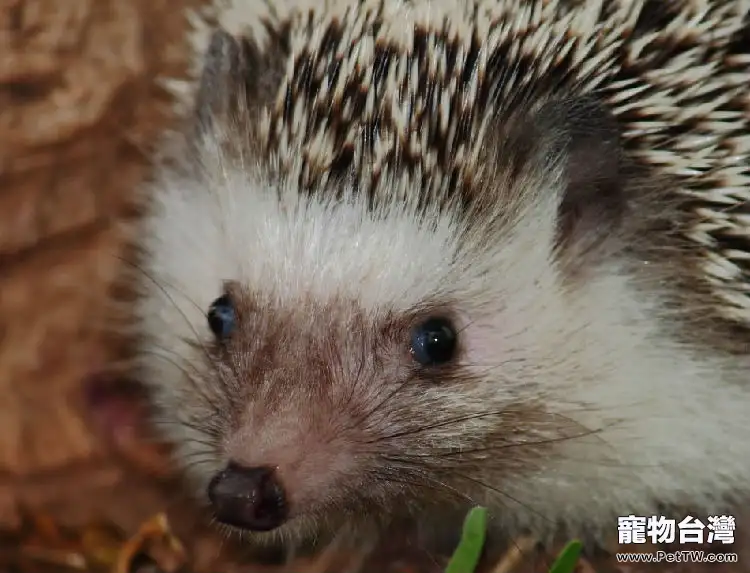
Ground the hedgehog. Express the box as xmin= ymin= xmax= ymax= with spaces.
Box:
xmin=126 ymin=0 xmax=750 ymax=557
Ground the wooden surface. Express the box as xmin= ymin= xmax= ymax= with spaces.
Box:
xmin=0 ymin=0 xmax=197 ymax=529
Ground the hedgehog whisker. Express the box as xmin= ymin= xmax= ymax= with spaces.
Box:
xmin=344 ymin=376 xmax=416 ymax=435
xmin=369 ymin=408 xmax=516 ymax=444
xmin=119 ymin=256 xmax=207 ymax=319
xmin=370 ymin=462 xmax=480 ymax=505
xmin=122 ymin=258 xmax=228 ymax=383
xmin=181 ymin=456 xmax=219 ymax=474
xmin=153 ymin=416 xmax=221 ymax=440
xmin=424 ymin=424 xmax=607 ymax=458
xmin=367 ymin=458 xmax=545 ymax=537
xmin=168 ymin=433 xmax=218 ymax=452
xmin=449 ymin=471 xmax=553 ymax=524
xmin=169 ymin=415 xmax=223 ymax=443
xmin=140 ymin=346 xmax=226 ymax=412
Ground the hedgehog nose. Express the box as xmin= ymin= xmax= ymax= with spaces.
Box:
xmin=207 ymin=463 xmax=288 ymax=531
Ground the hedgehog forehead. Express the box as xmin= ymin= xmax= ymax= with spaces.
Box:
xmin=153 ymin=167 xmax=464 ymax=316
xmin=230 ymin=191 xmax=457 ymax=312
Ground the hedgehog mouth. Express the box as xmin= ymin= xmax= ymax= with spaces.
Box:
xmin=212 ymin=508 xmax=340 ymax=548
xmin=213 ymin=518 xmax=296 ymax=542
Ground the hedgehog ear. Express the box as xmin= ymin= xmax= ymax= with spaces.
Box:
xmin=534 ymin=96 xmax=627 ymax=257
xmin=192 ymin=28 xmax=247 ymax=136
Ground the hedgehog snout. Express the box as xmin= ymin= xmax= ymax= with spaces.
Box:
xmin=207 ymin=463 xmax=289 ymax=531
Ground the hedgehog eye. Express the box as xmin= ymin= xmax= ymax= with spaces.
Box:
xmin=410 ymin=317 xmax=458 ymax=366
xmin=207 ymin=294 xmax=235 ymax=340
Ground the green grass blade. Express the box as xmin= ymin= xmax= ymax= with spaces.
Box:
xmin=548 ymin=540 xmax=583 ymax=573
xmin=445 ymin=507 xmax=488 ymax=573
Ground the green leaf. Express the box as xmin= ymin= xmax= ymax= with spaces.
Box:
xmin=548 ymin=540 xmax=583 ymax=573
xmin=445 ymin=507 xmax=488 ymax=573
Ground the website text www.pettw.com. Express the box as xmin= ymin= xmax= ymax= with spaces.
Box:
xmin=616 ymin=551 xmax=738 ymax=564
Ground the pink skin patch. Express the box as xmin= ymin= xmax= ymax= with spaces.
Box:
xmin=83 ymin=376 xmax=145 ymax=443
xmin=82 ymin=375 xmax=174 ymax=478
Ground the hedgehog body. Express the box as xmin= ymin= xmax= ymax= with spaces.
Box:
xmin=132 ymin=0 xmax=750 ymax=552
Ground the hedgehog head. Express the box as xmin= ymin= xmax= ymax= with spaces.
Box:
xmin=134 ymin=6 xmax=749 ymax=548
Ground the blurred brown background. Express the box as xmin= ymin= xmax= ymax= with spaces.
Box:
xmin=0 ymin=0 xmax=201 ymax=536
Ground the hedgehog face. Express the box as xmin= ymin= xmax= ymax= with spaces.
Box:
xmin=133 ymin=129 xmax=634 ymax=544
xmin=133 ymin=160 xmax=497 ymax=539
xmin=135 ymin=26 xmax=637 ymax=542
